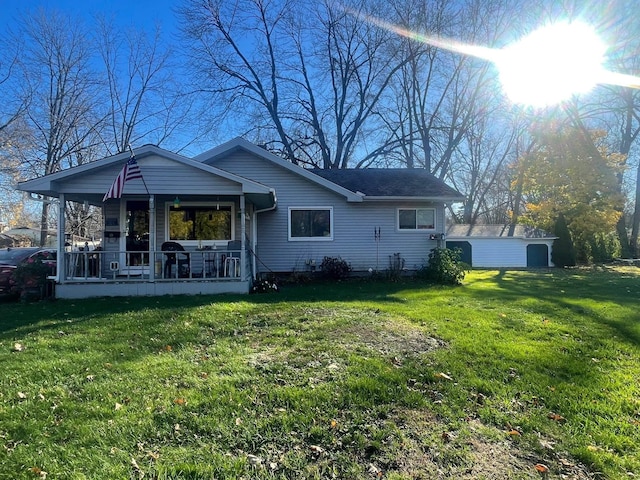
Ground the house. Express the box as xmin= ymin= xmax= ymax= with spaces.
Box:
xmin=18 ymin=137 xmax=464 ymax=299
xmin=446 ymin=224 xmax=557 ymax=268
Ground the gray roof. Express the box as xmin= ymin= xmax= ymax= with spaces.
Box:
xmin=446 ymin=224 xmax=557 ymax=239
xmin=309 ymin=168 xmax=463 ymax=200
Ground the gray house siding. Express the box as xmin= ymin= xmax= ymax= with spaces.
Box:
xmin=210 ymin=152 xmax=442 ymax=273
xmin=60 ymin=156 xmax=242 ymax=196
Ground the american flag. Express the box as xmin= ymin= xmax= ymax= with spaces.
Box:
xmin=103 ymin=155 xmax=144 ymax=201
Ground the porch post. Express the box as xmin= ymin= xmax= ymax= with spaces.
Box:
xmin=240 ymin=194 xmax=246 ymax=280
xmin=149 ymin=194 xmax=156 ymax=281
xmin=57 ymin=193 xmax=66 ymax=284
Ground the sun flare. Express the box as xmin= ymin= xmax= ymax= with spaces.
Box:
xmin=345 ymin=7 xmax=640 ymax=107
xmin=495 ymin=22 xmax=607 ymax=106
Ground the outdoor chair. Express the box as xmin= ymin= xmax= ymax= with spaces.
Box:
xmin=224 ymin=240 xmax=242 ymax=277
xmin=161 ymin=241 xmax=190 ymax=278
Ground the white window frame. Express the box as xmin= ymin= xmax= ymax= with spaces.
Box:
xmin=397 ymin=207 xmax=436 ymax=231
xmin=165 ymin=201 xmax=235 ymax=247
xmin=288 ymin=206 xmax=334 ymax=241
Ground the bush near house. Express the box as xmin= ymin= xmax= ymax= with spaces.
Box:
xmin=320 ymin=256 xmax=351 ymax=280
xmin=418 ymin=247 xmax=469 ymax=285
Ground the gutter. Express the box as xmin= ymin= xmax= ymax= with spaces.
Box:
xmin=251 ymin=189 xmax=277 ymax=279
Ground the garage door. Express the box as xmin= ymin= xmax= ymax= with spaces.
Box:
xmin=526 ymin=244 xmax=548 ymax=267
xmin=446 ymin=241 xmax=472 ymax=266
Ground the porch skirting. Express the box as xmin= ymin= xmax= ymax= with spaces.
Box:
xmin=55 ymin=279 xmax=251 ymax=299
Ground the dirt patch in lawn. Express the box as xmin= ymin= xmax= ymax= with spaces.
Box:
xmin=331 ymin=310 xmax=447 ymax=358
xmin=385 ymin=410 xmax=596 ymax=480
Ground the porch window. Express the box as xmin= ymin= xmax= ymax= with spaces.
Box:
xmin=398 ymin=208 xmax=435 ymax=230
xmin=289 ymin=207 xmax=333 ymax=241
xmin=169 ymin=204 xmax=233 ymax=241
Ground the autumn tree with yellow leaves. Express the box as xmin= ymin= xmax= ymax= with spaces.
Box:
xmin=513 ymin=124 xmax=625 ymax=263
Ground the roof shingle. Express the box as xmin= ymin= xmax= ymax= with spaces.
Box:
xmin=309 ymin=168 xmax=463 ymax=199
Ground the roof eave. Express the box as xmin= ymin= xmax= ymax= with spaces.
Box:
xmin=363 ymin=195 xmax=465 ymax=203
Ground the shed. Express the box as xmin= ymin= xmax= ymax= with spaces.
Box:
xmin=446 ymin=224 xmax=557 ymax=268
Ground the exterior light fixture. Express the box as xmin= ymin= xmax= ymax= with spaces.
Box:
xmin=173 ymin=197 xmax=180 ymax=208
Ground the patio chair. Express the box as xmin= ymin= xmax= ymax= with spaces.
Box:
xmin=161 ymin=241 xmax=190 ymax=278
xmin=224 ymin=240 xmax=242 ymax=277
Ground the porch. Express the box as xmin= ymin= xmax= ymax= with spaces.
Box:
xmin=54 ymin=246 xmax=252 ymax=299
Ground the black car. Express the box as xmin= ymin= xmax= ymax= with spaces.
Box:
xmin=0 ymin=247 xmax=57 ymax=297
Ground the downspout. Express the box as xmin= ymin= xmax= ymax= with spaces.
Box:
xmin=57 ymin=193 xmax=65 ymax=285
xmin=149 ymin=195 xmax=156 ymax=281
xmin=251 ymin=189 xmax=277 ymax=279
xmin=240 ymin=195 xmax=246 ymax=281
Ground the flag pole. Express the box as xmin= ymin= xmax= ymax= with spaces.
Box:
xmin=129 ymin=144 xmax=156 ymax=279
xmin=128 ymin=144 xmax=150 ymax=195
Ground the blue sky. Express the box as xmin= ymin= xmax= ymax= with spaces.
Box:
xmin=0 ymin=0 xmax=180 ymax=36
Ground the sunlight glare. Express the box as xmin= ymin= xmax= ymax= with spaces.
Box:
xmin=495 ymin=22 xmax=607 ymax=106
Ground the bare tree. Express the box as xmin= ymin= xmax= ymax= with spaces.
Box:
xmin=96 ymin=18 xmax=195 ymax=154
xmin=11 ymin=10 xmax=104 ymax=245
xmin=180 ymin=0 xmax=410 ymax=168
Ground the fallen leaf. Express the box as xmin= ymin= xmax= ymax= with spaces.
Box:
xmin=29 ymin=467 xmax=47 ymax=479
xmin=309 ymin=445 xmax=324 ymax=454
xmin=115 ymin=403 xmax=123 ymax=410
xmin=235 ymin=417 xmax=242 ymax=426
xmin=174 ymin=398 xmax=186 ymax=406
xmin=330 ymin=419 xmax=338 ymax=429
xmin=17 ymin=392 xmax=27 ymax=400
xmin=435 ymin=372 xmax=453 ymax=381
xmin=507 ymin=429 xmax=521 ymax=436
xmin=547 ymin=412 xmax=566 ymax=423
xmin=534 ymin=463 xmax=549 ymax=473
xmin=164 ymin=345 xmax=172 ymax=352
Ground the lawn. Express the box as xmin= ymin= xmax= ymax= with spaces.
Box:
xmin=0 ymin=267 xmax=639 ymax=479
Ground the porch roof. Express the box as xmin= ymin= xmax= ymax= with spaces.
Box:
xmin=17 ymin=145 xmax=275 ymax=207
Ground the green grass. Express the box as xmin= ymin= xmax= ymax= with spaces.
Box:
xmin=0 ymin=267 xmax=639 ymax=479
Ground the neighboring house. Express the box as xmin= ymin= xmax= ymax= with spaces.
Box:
xmin=446 ymin=224 xmax=557 ymax=268
xmin=2 ymin=227 xmax=57 ymax=247
xmin=18 ymin=137 xmax=463 ymax=299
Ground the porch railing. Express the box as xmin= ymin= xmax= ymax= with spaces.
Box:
xmin=61 ymin=248 xmax=250 ymax=282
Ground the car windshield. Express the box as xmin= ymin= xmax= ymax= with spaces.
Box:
xmin=0 ymin=249 xmax=38 ymax=263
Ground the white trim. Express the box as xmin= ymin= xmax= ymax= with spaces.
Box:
xmin=164 ymin=201 xmax=236 ymax=247
xmin=288 ymin=206 xmax=334 ymax=242
xmin=397 ymin=207 xmax=436 ymax=232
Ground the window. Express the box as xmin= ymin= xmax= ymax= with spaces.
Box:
xmin=289 ymin=207 xmax=333 ymax=240
xmin=398 ymin=208 xmax=435 ymax=230
xmin=169 ymin=204 xmax=233 ymax=242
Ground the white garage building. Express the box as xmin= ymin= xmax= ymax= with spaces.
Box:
xmin=445 ymin=224 xmax=557 ymax=268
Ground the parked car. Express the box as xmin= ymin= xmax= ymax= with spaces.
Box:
xmin=0 ymin=247 xmax=57 ymax=298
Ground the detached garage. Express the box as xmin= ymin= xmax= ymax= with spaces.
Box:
xmin=445 ymin=224 xmax=556 ymax=268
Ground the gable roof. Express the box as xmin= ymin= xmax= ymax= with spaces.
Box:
xmin=310 ymin=168 xmax=464 ymax=202
xmin=18 ymin=144 xmax=274 ymax=199
xmin=446 ymin=224 xmax=557 ymax=239
xmin=196 ymin=137 xmax=363 ymax=202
